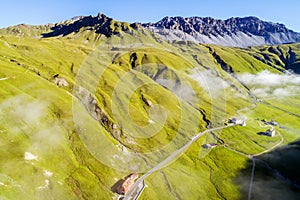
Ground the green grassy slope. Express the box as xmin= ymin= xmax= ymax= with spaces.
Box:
xmin=0 ymin=23 xmax=300 ymax=200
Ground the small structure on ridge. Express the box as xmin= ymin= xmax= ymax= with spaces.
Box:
xmin=265 ymin=128 xmax=275 ymax=137
xmin=202 ymin=143 xmax=218 ymax=149
xmin=229 ymin=117 xmax=246 ymax=126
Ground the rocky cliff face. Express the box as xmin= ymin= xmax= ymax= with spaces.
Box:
xmin=143 ymin=16 xmax=300 ymax=47
xmin=42 ymin=13 xmax=138 ymax=38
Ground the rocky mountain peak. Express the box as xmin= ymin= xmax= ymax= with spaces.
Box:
xmin=143 ymin=16 xmax=300 ymax=47
xmin=42 ymin=13 xmax=137 ymax=38
xmin=144 ymin=16 xmax=293 ymax=36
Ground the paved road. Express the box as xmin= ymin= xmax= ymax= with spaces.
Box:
xmin=253 ymin=131 xmax=284 ymax=157
xmin=124 ymin=96 xmax=259 ymax=200
xmin=223 ymin=129 xmax=284 ymax=200
xmin=247 ymin=158 xmax=256 ymax=200
xmin=124 ymin=94 xmax=287 ymax=200
xmin=256 ymin=120 xmax=272 ymax=128
xmin=123 ymin=124 xmax=235 ymax=200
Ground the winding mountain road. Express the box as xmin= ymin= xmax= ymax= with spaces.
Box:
xmin=123 ymin=124 xmax=236 ymax=200
xmin=124 ymin=92 xmax=259 ymax=200
xmin=223 ymin=127 xmax=284 ymax=200
xmin=123 ymin=89 xmax=289 ymax=199
xmin=253 ymin=131 xmax=284 ymax=157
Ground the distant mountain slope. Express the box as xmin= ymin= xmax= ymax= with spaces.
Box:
xmin=42 ymin=13 xmax=138 ymax=38
xmin=143 ymin=16 xmax=300 ymax=47
xmin=0 ymin=13 xmax=138 ymax=39
xmin=0 ymin=23 xmax=53 ymax=37
xmin=2 ymin=14 xmax=300 ymax=47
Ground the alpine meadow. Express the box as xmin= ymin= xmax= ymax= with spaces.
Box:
xmin=0 ymin=9 xmax=300 ymax=200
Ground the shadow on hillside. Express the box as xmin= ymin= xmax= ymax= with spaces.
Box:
xmin=235 ymin=140 xmax=300 ymax=200
xmin=256 ymin=131 xmax=266 ymax=136
xmin=41 ymin=14 xmax=138 ymax=38
xmin=42 ymin=15 xmax=112 ymax=38
xmin=111 ymin=178 xmax=125 ymax=194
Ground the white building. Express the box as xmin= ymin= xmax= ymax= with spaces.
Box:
xmin=202 ymin=143 xmax=217 ymax=149
xmin=230 ymin=117 xmax=246 ymax=126
xmin=269 ymin=120 xmax=278 ymax=126
xmin=241 ymin=120 xmax=247 ymax=127
xmin=265 ymin=128 xmax=275 ymax=137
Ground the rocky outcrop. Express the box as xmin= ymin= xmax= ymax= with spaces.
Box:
xmin=75 ymin=87 xmax=123 ymax=139
xmin=143 ymin=16 xmax=300 ymax=47
xmin=42 ymin=13 xmax=138 ymax=38
xmin=54 ymin=77 xmax=69 ymax=87
xmin=141 ymin=94 xmax=153 ymax=107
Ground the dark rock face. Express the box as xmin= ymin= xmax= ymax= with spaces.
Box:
xmin=143 ymin=16 xmax=293 ymax=37
xmin=143 ymin=16 xmax=300 ymax=47
xmin=42 ymin=13 xmax=136 ymax=38
xmin=42 ymin=13 xmax=110 ymax=37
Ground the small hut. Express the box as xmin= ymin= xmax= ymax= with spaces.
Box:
xmin=265 ymin=128 xmax=275 ymax=137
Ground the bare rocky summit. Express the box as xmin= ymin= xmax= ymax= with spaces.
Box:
xmin=142 ymin=16 xmax=300 ymax=47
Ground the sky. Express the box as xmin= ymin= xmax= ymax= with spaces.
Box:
xmin=1 ymin=0 xmax=300 ymax=31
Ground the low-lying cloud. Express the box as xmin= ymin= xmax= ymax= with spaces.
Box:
xmin=0 ymin=94 xmax=67 ymax=154
xmin=189 ymin=69 xmax=230 ymax=96
xmin=238 ymin=71 xmax=300 ymax=98
xmin=156 ymin=78 xmax=197 ymax=103
xmin=238 ymin=70 xmax=300 ymax=87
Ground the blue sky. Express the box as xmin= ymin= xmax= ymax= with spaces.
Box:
xmin=1 ymin=0 xmax=299 ymax=31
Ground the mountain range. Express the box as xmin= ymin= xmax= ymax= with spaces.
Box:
xmin=143 ymin=16 xmax=300 ymax=47
xmin=2 ymin=13 xmax=300 ymax=47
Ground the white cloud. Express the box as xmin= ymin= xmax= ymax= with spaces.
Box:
xmin=0 ymin=94 xmax=67 ymax=156
xmin=238 ymin=71 xmax=300 ymax=99
xmin=251 ymin=88 xmax=270 ymax=97
xmin=238 ymin=70 xmax=300 ymax=87
xmin=0 ymin=94 xmax=47 ymax=126
xmin=156 ymin=78 xmax=197 ymax=103
xmin=272 ymin=87 xmax=296 ymax=97
xmin=189 ymin=69 xmax=229 ymax=96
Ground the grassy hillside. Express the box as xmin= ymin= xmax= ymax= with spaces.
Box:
xmin=0 ymin=22 xmax=299 ymax=200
